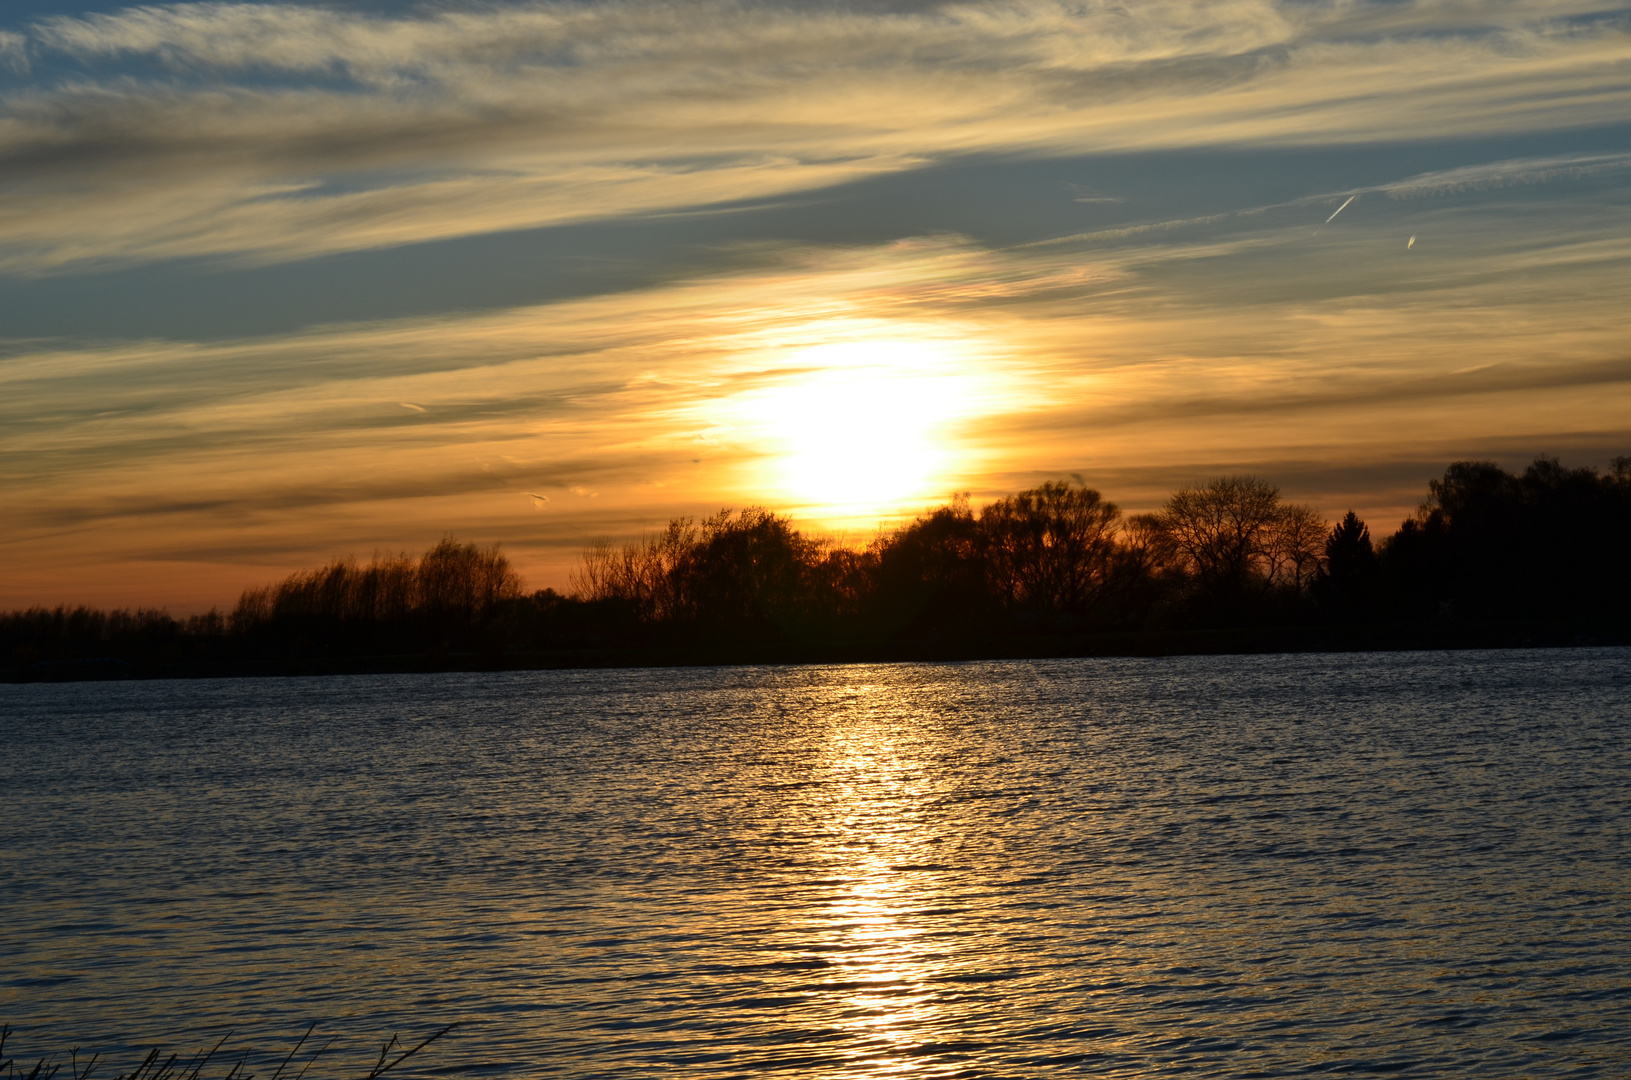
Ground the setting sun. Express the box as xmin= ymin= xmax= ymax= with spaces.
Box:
xmin=749 ymin=340 xmax=974 ymax=510
xmin=6 ymin=1 xmax=1631 ymax=1078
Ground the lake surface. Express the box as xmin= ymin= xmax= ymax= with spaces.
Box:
xmin=2 ymin=650 xmax=1629 ymax=1077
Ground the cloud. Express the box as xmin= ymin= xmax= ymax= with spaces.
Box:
xmin=0 ymin=1 xmax=1628 ymax=270
xmin=5 ymin=183 xmax=1629 ymax=522
xmin=29 ymin=0 xmax=1295 ymax=76
xmin=1379 ymin=152 xmax=1631 ymax=199
xmin=0 ymin=30 xmax=26 ymax=75
xmin=3 ymin=211 xmax=1628 ymax=609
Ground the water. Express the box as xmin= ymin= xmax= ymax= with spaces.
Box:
xmin=3 ymin=650 xmax=1629 ymax=1077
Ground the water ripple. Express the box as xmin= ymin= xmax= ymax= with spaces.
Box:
xmin=2 ymin=649 xmax=1629 ymax=1077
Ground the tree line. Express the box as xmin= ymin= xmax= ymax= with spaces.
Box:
xmin=568 ymin=456 xmax=1631 ymax=641
xmin=5 ymin=455 xmax=1629 ymax=677
xmin=3 ymin=539 xmax=524 ymax=675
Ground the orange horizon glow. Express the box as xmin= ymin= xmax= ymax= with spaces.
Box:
xmin=2 ymin=2 xmax=1630 ymax=612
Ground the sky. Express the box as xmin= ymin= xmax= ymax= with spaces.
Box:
xmin=2 ymin=0 xmax=1629 ymax=611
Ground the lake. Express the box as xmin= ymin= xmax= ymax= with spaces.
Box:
xmin=3 ymin=650 xmax=1629 ymax=1077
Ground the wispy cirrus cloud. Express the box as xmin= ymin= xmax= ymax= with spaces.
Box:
xmin=1378 ymin=152 xmax=1631 ymax=199
xmin=3 ymin=1 xmax=1631 ymax=609
xmin=0 ymin=29 xmax=26 ymax=74
xmin=0 ymin=0 xmax=1627 ymax=271
xmin=5 ymin=177 xmax=1630 ymax=590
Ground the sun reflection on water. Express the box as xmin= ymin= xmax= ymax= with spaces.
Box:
xmin=7 ymin=659 xmax=1626 ymax=1076
xmin=809 ymin=689 xmax=958 ymax=1075
xmin=828 ymin=870 xmax=941 ymax=1073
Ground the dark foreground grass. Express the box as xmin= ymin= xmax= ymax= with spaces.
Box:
xmin=0 ymin=1024 xmax=458 ymax=1080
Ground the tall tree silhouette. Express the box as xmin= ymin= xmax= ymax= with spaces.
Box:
xmin=1317 ymin=511 xmax=1377 ymax=618
xmin=1151 ymin=475 xmax=1323 ymax=616
xmin=980 ymin=481 xmax=1121 ymax=617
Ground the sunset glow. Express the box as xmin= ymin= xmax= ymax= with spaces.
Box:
xmin=729 ymin=340 xmax=987 ymax=512
xmin=0 ymin=0 xmax=1628 ymax=609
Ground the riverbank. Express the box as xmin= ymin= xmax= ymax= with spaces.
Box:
xmin=11 ymin=620 xmax=1625 ymax=682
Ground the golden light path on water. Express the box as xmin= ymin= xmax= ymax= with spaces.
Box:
xmin=4 ymin=658 xmax=1631 ymax=1075
xmin=821 ymin=702 xmax=943 ymax=1073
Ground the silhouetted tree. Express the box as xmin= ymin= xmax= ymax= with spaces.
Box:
xmin=1419 ymin=460 xmax=1523 ymax=619
xmin=865 ymin=495 xmax=993 ymax=636
xmin=420 ymin=538 xmax=523 ymax=619
xmin=1108 ymin=513 xmax=1176 ymax=615
xmin=0 ymin=604 xmax=218 ymax=675
xmin=17 ymin=452 xmax=1631 ymax=680
xmin=1275 ymin=503 xmax=1329 ymax=592
xmin=1150 ymin=475 xmax=1324 ymax=617
xmin=1156 ymin=475 xmax=1280 ymax=602
xmin=805 ymin=545 xmax=881 ymax=634
xmin=676 ymin=508 xmax=816 ymax=635
xmin=1316 ymin=511 xmax=1378 ymax=619
xmin=980 ymin=481 xmax=1121 ymax=620
xmin=1376 ymin=455 xmax=1631 ymax=623
xmin=573 ymin=518 xmax=696 ymax=623
xmin=232 ymin=537 xmax=523 ymax=652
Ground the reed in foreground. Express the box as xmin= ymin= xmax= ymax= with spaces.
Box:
xmin=0 ymin=1023 xmax=458 ymax=1080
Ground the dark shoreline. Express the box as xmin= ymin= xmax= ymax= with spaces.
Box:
xmin=11 ymin=621 xmax=1626 ymax=683
xmin=11 ymin=454 xmax=1630 ymax=684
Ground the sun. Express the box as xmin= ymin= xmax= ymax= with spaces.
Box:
xmin=745 ymin=339 xmax=976 ymax=512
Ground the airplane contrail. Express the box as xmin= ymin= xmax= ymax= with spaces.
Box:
xmin=1325 ymin=196 xmax=1356 ymax=223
